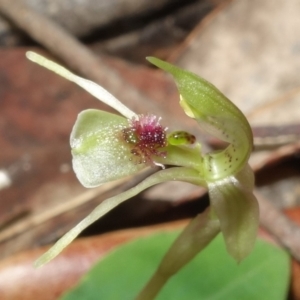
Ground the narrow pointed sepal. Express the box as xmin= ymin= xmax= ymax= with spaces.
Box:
xmin=208 ymin=165 xmax=259 ymax=262
xmin=34 ymin=167 xmax=204 ymax=267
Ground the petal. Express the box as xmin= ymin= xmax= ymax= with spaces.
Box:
xmin=70 ymin=109 xmax=145 ymax=187
xmin=208 ymin=165 xmax=259 ymax=262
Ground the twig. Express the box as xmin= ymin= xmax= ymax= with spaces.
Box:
xmin=0 ymin=0 xmax=104 ymax=80
xmin=0 ymin=168 xmax=156 ymax=243
xmin=0 ymin=0 xmax=178 ymax=39
xmin=256 ymin=189 xmax=300 ymax=261
xmin=0 ymin=181 xmax=123 ymax=243
xmin=0 ymin=0 xmax=161 ymax=116
xmin=247 ymin=86 xmax=300 ymax=119
xmin=167 ymin=0 xmax=234 ymax=63
xmin=207 ymin=124 xmax=300 ymax=150
xmin=252 ymin=141 xmax=300 ymax=171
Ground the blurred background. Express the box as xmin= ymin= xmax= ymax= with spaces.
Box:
xmin=0 ymin=0 xmax=300 ymax=299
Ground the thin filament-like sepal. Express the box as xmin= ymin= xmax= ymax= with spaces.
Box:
xmin=26 ymin=51 xmax=136 ymax=119
xmin=34 ymin=167 xmax=204 ymax=267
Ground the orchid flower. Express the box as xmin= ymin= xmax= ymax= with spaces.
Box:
xmin=26 ymin=52 xmax=259 ymax=282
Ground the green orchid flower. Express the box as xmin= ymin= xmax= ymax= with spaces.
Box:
xmin=146 ymin=57 xmax=258 ymax=261
xmin=26 ymin=52 xmax=259 ymax=285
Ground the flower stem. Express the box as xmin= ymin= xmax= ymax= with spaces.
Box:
xmin=135 ymin=209 xmax=220 ymax=300
xmin=135 ymin=271 xmax=168 ymax=300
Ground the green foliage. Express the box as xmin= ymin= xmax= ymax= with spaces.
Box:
xmin=61 ymin=233 xmax=290 ymax=300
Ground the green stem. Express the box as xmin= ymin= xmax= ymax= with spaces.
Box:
xmin=135 ymin=209 xmax=220 ymax=300
xmin=135 ymin=271 xmax=168 ymax=300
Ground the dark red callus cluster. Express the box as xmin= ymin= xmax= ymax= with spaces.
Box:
xmin=122 ymin=114 xmax=167 ymax=165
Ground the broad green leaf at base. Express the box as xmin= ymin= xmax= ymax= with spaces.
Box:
xmin=61 ymin=231 xmax=290 ymax=300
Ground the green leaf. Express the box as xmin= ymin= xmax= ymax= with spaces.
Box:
xmin=70 ymin=109 xmax=145 ymax=187
xmin=61 ymin=232 xmax=290 ymax=300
